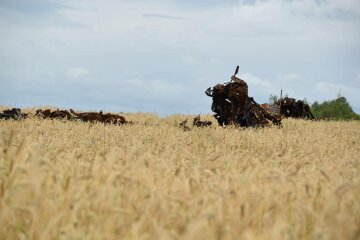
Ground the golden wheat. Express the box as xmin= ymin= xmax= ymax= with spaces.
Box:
xmin=0 ymin=113 xmax=359 ymax=240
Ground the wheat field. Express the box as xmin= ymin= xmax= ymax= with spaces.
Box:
xmin=0 ymin=112 xmax=359 ymax=240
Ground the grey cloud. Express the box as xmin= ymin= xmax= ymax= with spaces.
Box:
xmin=171 ymin=0 xmax=242 ymax=10
xmin=0 ymin=0 xmax=66 ymax=15
xmin=0 ymin=0 xmax=89 ymax=30
xmin=325 ymin=9 xmax=360 ymax=20
xmin=142 ymin=13 xmax=183 ymax=20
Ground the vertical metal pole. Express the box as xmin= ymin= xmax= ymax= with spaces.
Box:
xmin=280 ymin=89 xmax=283 ymax=115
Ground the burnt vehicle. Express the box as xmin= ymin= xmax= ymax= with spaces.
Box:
xmin=277 ymin=97 xmax=315 ymax=119
xmin=206 ymin=66 xmax=281 ymax=127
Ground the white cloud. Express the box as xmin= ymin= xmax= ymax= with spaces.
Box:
xmin=122 ymin=78 xmax=188 ymax=100
xmin=241 ymin=73 xmax=272 ymax=89
xmin=65 ymin=67 xmax=90 ymax=80
xmin=278 ymin=73 xmax=301 ymax=83
xmin=315 ymin=82 xmax=359 ymax=95
xmin=183 ymin=56 xmax=199 ymax=66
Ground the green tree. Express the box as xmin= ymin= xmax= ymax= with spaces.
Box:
xmin=311 ymin=95 xmax=360 ymax=120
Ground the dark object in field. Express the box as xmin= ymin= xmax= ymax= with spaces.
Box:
xmin=206 ymin=66 xmax=249 ymax=125
xmin=50 ymin=109 xmax=72 ymax=119
xmin=0 ymin=108 xmax=27 ymax=120
xmin=102 ymin=112 xmax=127 ymax=125
xmin=246 ymin=98 xmax=282 ymax=127
xmin=36 ymin=109 xmax=71 ymax=119
xmin=70 ymin=109 xmax=127 ymax=124
xmin=206 ymin=66 xmax=281 ymax=127
xmin=70 ymin=109 xmax=107 ymax=123
xmin=193 ymin=115 xmax=212 ymax=127
xmin=260 ymin=103 xmax=270 ymax=111
xmin=36 ymin=109 xmax=51 ymax=118
xmin=179 ymin=120 xmax=191 ymax=131
xmin=276 ymin=97 xmax=315 ymax=119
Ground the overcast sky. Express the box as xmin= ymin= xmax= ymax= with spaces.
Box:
xmin=0 ymin=0 xmax=359 ymax=115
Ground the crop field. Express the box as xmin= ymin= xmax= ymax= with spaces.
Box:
xmin=0 ymin=113 xmax=359 ymax=240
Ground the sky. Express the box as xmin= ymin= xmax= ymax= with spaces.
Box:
xmin=0 ymin=0 xmax=359 ymax=115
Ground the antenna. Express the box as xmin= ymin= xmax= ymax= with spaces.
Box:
xmin=233 ymin=65 xmax=239 ymax=76
xmin=280 ymin=89 xmax=283 ymax=115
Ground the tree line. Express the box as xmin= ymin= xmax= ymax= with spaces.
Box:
xmin=311 ymin=95 xmax=360 ymax=120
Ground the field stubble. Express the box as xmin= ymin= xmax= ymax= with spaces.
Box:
xmin=0 ymin=113 xmax=359 ymax=240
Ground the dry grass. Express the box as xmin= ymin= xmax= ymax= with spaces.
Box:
xmin=0 ymin=112 xmax=359 ymax=240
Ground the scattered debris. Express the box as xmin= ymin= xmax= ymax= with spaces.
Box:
xmin=36 ymin=109 xmax=51 ymax=118
xmin=70 ymin=109 xmax=128 ymax=124
xmin=50 ymin=109 xmax=72 ymax=119
xmin=179 ymin=120 xmax=191 ymax=131
xmin=193 ymin=115 xmax=212 ymax=127
xmin=36 ymin=109 xmax=72 ymax=119
xmin=102 ymin=112 xmax=127 ymax=125
xmin=3 ymin=107 xmax=129 ymax=125
xmin=0 ymin=108 xmax=27 ymax=120
xmin=70 ymin=109 xmax=106 ymax=123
